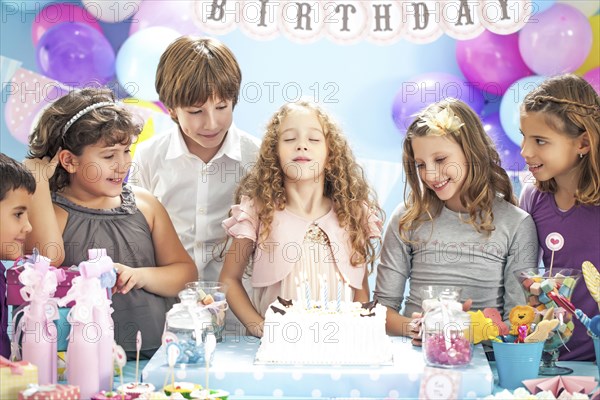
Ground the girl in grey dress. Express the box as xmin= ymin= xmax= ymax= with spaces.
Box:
xmin=24 ymin=88 xmax=197 ymax=358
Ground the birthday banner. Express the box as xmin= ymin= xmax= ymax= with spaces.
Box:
xmin=190 ymin=0 xmax=533 ymax=44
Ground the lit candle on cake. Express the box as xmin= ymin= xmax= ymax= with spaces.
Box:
xmin=321 ymin=275 xmax=328 ymax=310
xmin=304 ymin=275 xmax=311 ymax=309
xmin=295 ymin=277 xmax=303 ymax=306
xmin=336 ymin=275 xmax=342 ymax=312
xmin=344 ymin=280 xmax=352 ymax=302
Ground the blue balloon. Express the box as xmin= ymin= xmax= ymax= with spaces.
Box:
xmin=116 ymin=27 xmax=181 ymax=101
xmin=392 ymin=72 xmax=485 ymax=134
xmin=36 ymin=22 xmax=115 ymax=86
xmin=483 ymin=112 xmax=525 ymax=171
xmin=499 ymin=75 xmax=546 ymax=146
xmin=531 ymin=0 xmax=555 ymax=14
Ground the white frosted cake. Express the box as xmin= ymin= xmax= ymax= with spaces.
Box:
xmin=256 ymin=297 xmax=393 ymax=365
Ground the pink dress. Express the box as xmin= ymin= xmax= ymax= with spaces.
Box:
xmin=223 ymin=196 xmax=382 ymax=316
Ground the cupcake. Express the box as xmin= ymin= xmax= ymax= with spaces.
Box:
xmin=163 ymin=382 xmax=202 ymax=399
xmin=189 ymin=389 xmax=229 ymax=399
xmin=92 ymin=391 xmax=133 ymax=400
xmin=117 ymin=383 xmax=156 ymax=399
xmin=138 ymin=392 xmax=186 ymax=399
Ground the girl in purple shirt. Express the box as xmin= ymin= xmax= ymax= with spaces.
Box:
xmin=520 ymin=74 xmax=600 ymax=361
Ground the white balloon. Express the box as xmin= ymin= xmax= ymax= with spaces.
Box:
xmin=557 ymin=0 xmax=599 ymax=16
xmin=82 ymin=0 xmax=142 ymax=23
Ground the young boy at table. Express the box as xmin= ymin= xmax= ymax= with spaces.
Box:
xmin=130 ymin=36 xmax=260 ymax=335
xmin=0 ymin=153 xmax=36 ymax=357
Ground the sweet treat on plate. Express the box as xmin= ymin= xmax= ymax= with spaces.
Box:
xmin=189 ymin=389 xmax=229 ymax=399
xmin=117 ymin=383 xmax=156 ymax=399
xmin=91 ymin=390 xmax=133 ymax=400
xmin=163 ymin=383 xmax=202 ymax=399
xmin=137 ymin=392 xmax=185 ymax=399
xmin=255 ymin=297 xmax=393 ymax=365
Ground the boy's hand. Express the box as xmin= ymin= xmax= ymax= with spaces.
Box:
xmin=113 ymin=263 xmax=146 ymax=295
xmin=410 ymin=298 xmax=473 ymax=347
xmin=23 ymin=151 xmax=60 ymax=183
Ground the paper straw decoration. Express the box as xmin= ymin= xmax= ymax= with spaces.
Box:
xmin=205 ymin=332 xmax=217 ymax=392
xmin=135 ymin=331 xmax=142 ymax=385
xmin=112 ymin=343 xmax=126 ymax=400
xmin=165 ymin=343 xmax=180 ymax=390
xmin=544 ymin=232 xmax=564 ymax=277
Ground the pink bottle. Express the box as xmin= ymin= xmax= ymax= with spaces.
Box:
xmin=62 ymin=249 xmax=115 ymax=399
xmin=19 ymin=254 xmax=61 ymax=385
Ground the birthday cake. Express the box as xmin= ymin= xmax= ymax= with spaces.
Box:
xmin=255 ymin=297 xmax=393 ymax=365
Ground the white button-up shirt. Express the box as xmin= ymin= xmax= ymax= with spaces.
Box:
xmin=130 ymin=123 xmax=261 ymax=282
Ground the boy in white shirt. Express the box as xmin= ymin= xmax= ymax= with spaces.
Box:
xmin=131 ymin=36 xmax=260 ymax=336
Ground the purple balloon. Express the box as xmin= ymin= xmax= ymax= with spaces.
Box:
xmin=129 ymin=0 xmax=201 ymax=36
xmin=583 ymin=67 xmax=600 ymax=95
xmin=483 ymin=113 xmax=525 ymax=171
xmin=519 ymin=4 xmax=593 ymax=76
xmin=36 ymin=22 xmax=115 ymax=86
xmin=392 ymin=72 xmax=485 ymax=133
xmin=456 ymin=31 xmax=532 ymax=97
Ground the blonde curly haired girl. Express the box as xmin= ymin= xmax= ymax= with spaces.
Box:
xmin=219 ymin=100 xmax=383 ymax=337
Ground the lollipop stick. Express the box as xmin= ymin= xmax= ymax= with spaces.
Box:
xmin=135 ymin=330 xmax=142 ymax=385
xmin=120 ymin=368 xmax=124 ymax=400
xmin=549 ymin=250 xmax=555 ymax=277
xmin=205 ymin=355 xmax=209 ymax=392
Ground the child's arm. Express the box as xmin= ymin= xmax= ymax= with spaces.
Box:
xmin=503 ymin=215 xmax=539 ymax=320
xmin=114 ymin=186 xmax=197 ymax=297
xmin=373 ymin=205 xmax=414 ymax=336
xmin=353 ymin=270 xmax=370 ymax=303
xmin=219 ymin=237 xmax=264 ymax=337
xmin=23 ymin=156 xmax=66 ymax=266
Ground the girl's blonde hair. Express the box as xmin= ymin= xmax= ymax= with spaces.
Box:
xmin=235 ymin=100 xmax=383 ymax=270
xmin=27 ymin=88 xmax=142 ymax=192
xmin=521 ymin=74 xmax=600 ymax=205
xmin=400 ymin=98 xmax=516 ymax=241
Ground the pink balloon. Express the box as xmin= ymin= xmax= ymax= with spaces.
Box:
xmin=129 ymin=0 xmax=201 ymax=36
xmin=32 ymin=3 xmax=102 ymax=46
xmin=583 ymin=67 xmax=600 ymax=95
xmin=519 ymin=4 xmax=593 ymax=76
xmin=456 ymin=31 xmax=532 ymax=96
xmin=4 ymin=68 xmax=69 ymax=144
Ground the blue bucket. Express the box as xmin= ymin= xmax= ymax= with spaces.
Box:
xmin=493 ymin=341 xmax=544 ymax=390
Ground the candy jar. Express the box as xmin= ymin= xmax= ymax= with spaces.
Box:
xmin=164 ymin=289 xmax=212 ymax=365
xmin=422 ymin=293 xmax=472 ymax=368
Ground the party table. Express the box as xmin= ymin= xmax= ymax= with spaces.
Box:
xmin=140 ymin=336 xmax=494 ymax=399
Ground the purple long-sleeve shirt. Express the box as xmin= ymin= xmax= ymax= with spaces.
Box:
xmin=520 ymin=183 xmax=600 ymax=361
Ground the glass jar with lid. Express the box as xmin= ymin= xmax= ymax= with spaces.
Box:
xmin=164 ymin=288 xmax=213 ymax=365
xmin=421 ymin=287 xmax=473 ymax=368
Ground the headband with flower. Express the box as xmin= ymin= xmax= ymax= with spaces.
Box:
xmin=416 ymin=106 xmax=465 ymax=136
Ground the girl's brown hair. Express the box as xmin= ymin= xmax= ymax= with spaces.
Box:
xmin=521 ymin=74 xmax=600 ymax=205
xmin=235 ymin=100 xmax=383 ymax=270
xmin=400 ymin=98 xmax=516 ymax=241
xmin=27 ymin=88 xmax=141 ymax=192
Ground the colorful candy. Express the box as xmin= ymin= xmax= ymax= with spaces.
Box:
xmin=424 ymin=332 xmax=472 ymax=367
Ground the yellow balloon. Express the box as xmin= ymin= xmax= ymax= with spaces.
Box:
xmin=575 ymin=15 xmax=600 ymax=76
xmin=130 ymin=117 xmax=155 ymax=159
